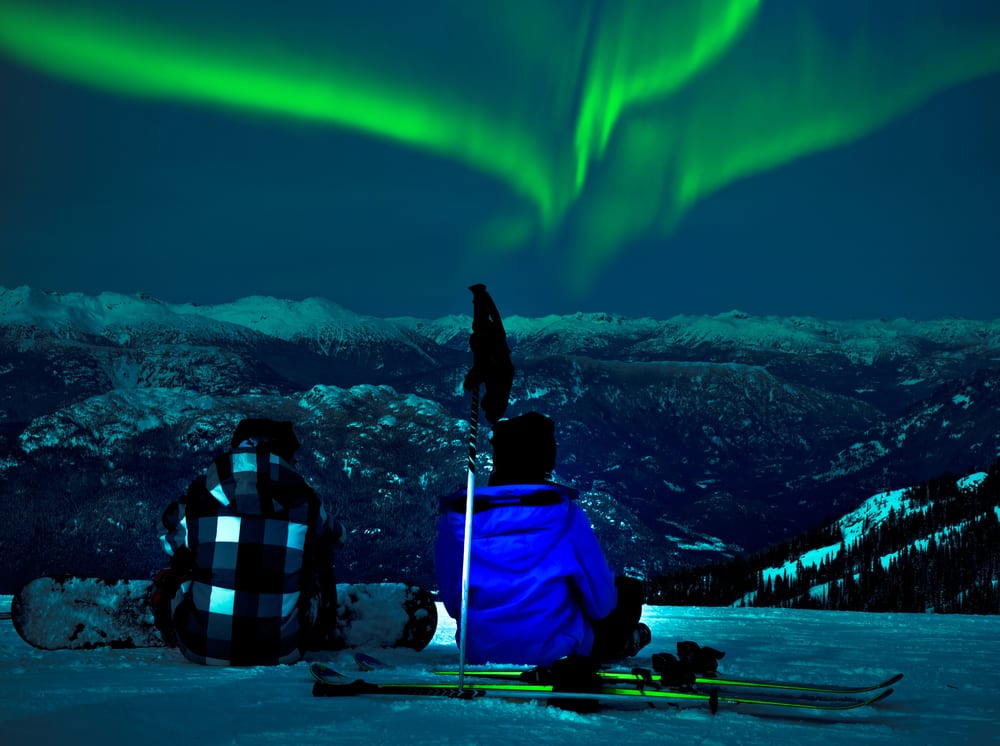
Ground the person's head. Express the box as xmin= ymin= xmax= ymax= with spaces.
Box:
xmin=488 ymin=411 xmax=557 ymax=486
xmin=231 ymin=418 xmax=301 ymax=462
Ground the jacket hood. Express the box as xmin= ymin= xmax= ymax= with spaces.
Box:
xmin=441 ymin=483 xmax=581 ymax=573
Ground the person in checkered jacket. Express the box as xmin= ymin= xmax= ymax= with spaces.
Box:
xmin=154 ymin=418 xmax=345 ymax=665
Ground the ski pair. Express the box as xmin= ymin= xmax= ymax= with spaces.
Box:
xmin=309 ymin=662 xmax=897 ymax=713
xmin=434 ymin=666 xmax=904 ymax=696
xmin=351 ymin=652 xmax=903 ymax=697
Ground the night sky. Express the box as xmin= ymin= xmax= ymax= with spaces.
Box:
xmin=2 ymin=1 xmax=999 ymax=320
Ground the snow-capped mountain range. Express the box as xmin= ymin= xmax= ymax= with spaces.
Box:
xmin=1 ymin=285 xmax=998 ymax=591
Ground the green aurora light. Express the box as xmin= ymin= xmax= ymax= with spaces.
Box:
xmin=2 ymin=0 xmax=999 ymax=290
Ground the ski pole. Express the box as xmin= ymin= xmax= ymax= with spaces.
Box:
xmin=457 ymin=386 xmax=480 ymax=691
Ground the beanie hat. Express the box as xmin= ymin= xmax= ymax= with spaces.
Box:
xmin=231 ymin=418 xmax=301 ymax=462
xmin=488 ymin=411 xmax=556 ymax=485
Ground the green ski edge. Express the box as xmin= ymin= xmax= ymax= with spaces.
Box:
xmin=432 ymin=667 xmax=904 ymax=695
xmin=309 ymin=664 xmax=894 ymax=711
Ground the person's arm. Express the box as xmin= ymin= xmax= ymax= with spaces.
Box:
xmin=567 ymin=504 xmax=618 ymax=621
xmin=159 ymin=490 xmax=190 ymax=559
xmin=158 ymin=477 xmax=203 ymax=573
xmin=315 ymin=502 xmax=346 ymax=544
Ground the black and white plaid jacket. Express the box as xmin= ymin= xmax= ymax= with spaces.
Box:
xmin=160 ymin=443 xmax=340 ymax=665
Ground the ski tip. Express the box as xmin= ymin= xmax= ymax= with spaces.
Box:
xmin=883 ymin=672 xmax=904 ymax=687
xmin=354 ymin=652 xmax=390 ymax=671
xmin=309 ymin=662 xmax=346 ymax=684
xmin=312 ymin=679 xmax=375 ymax=697
xmin=866 ymin=687 xmax=895 ymax=706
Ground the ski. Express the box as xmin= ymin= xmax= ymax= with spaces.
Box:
xmin=345 ymin=653 xmax=902 ymax=697
xmin=304 ymin=655 xmax=389 ymax=679
xmin=354 ymin=652 xmax=390 ymax=671
xmin=309 ymin=663 xmax=895 ymax=712
xmin=310 ymin=662 xmax=348 ymax=683
xmin=433 ymin=666 xmax=904 ymax=696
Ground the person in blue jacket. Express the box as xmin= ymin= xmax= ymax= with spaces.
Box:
xmin=435 ymin=411 xmax=650 ymax=665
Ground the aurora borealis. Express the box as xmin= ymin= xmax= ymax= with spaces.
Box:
xmin=2 ymin=0 xmax=999 ymax=319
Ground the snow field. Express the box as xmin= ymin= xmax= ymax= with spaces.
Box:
xmin=2 ymin=599 xmax=998 ymax=745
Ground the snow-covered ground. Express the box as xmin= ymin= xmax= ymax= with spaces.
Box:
xmin=2 ymin=597 xmax=998 ymax=745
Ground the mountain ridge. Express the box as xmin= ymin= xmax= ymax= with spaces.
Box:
xmin=1 ymin=285 xmax=998 ymax=592
xmin=6 ymin=285 xmax=999 ymax=352
xmin=652 ymin=465 xmax=1000 ymax=613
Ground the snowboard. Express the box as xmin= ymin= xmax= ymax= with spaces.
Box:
xmin=11 ymin=575 xmax=438 ymax=652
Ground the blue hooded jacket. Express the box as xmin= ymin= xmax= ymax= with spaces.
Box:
xmin=435 ymin=483 xmax=618 ymax=665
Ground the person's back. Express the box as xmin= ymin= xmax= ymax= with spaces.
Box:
xmin=435 ymin=412 xmax=645 ymax=666
xmin=436 ymin=481 xmax=617 ymax=664
xmin=158 ymin=419 xmax=341 ymax=665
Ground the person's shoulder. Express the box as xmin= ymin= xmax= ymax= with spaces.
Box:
xmin=477 ymin=482 xmax=578 ymax=499
xmin=543 ymin=481 xmax=578 ymax=499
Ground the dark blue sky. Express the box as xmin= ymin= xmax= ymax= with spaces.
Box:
xmin=2 ymin=1 xmax=999 ymax=320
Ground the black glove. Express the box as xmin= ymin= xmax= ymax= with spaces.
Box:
xmin=652 ymin=641 xmax=727 ymax=688
xmin=677 ymin=640 xmax=726 ymax=673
